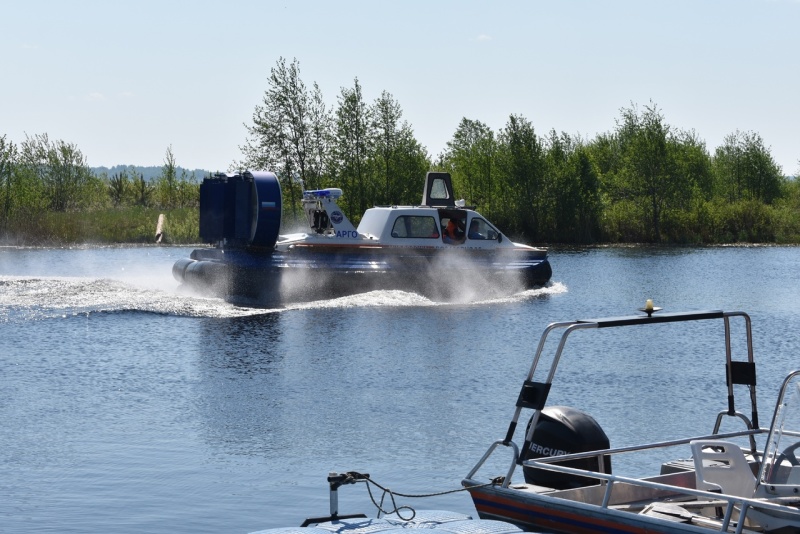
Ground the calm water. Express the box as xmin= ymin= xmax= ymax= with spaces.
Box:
xmin=2 ymin=245 xmax=800 ymax=533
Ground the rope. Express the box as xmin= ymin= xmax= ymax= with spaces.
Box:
xmin=339 ymin=471 xmax=504 ymax=521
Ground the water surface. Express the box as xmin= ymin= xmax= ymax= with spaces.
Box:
xmin=2 ymin=245 xmax=800 ymax=533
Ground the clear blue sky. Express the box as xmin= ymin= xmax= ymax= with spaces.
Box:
xmin=3 ymin=0 xmax=798 ymax=175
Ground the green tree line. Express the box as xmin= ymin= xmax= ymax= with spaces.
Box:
xmin=2 ymin=56 xmax=799 ymax=245
xmin=0 ymin=136 xmax=200 ymax=244
xmin=239 ymin=58 xmax=800 ymax=244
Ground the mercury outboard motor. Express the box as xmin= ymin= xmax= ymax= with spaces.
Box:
xmin=522 ymin=406 xmax=611 ymax=490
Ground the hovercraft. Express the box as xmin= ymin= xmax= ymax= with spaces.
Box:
xmin=173 ymin=171 xmax=552 ymax=306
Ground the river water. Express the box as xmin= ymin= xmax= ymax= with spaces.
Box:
xmin=2 ymin=245 xmax=800 ymax=533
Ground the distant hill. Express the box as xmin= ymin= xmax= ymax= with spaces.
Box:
xmin=91 ymin=165 xmax=212 ymax=181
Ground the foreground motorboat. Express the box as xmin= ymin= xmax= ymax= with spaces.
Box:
xmin=173 ymin=171 xmax=551 ymax=305
xmin=463 ymin=307 xmax=800 ymax=533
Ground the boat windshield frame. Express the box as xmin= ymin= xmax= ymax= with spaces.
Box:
xmin=758 ymin=370 xmax=800 ymax=491
xmin=468 ymin=309 xmax=761 ymax=489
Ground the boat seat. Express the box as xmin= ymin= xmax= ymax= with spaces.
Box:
xmin=690 ymin=440 xmax=756 ymax=498
xmin=692 ymin=442 xmax=800 ymax=532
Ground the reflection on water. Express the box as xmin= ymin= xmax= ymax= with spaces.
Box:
xmin=195 ymin=314 xmax=286 ymax=458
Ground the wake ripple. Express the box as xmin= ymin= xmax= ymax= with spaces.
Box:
xmin=0 ymin=276 xmax=566 ymax=322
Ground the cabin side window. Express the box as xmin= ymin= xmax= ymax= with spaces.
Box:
xmin=468 ymin=218 xmax=499 ymax=241
xmin=390 ymin=216 xmax=440 ymax=239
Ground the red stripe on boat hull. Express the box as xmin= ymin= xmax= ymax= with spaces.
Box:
xmin=469 ymin=487 xmax=683 ymax=534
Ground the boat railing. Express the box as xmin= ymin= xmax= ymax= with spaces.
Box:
xmin=713 ymin=411 xmax=759 ymax=454
xmin=499 ymin=460 xmax=800 ymax=534
xmin=466 ymin=428 xmax=766 ymax=490
xmin=527 ymin=428 xmax=766 ymax=467
xmin=465 ymin=439 xmax=520 ymax=487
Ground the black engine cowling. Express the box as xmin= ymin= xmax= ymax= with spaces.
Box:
xmin=522 ymin=406 xmax=611 ymax=489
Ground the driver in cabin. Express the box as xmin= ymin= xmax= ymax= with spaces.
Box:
xmin=468 ymin=219 xmax=486 ymax=240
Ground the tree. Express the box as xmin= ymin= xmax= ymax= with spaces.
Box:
xmin=18 ymin=133 xmax=93 ymax=212
xmin=176 ymin=168 xmax=199 ymax=208
xmin=443 ymin=118 xmax=496 ymax=212
xmin=495 ymin=115 xmax=545 ymax=237
xmin=305 ymin=82 xmax=332 ymax=192
xmin=386 ymin=130 xmax=430 ymax=206
xmin=569 ymin=145 xmax=602 ymax=242
xmin=133 ymin=172 xmax=152 ymax=207
xmin=673 ymin=129 xmax=712 ymax=202
xmin=156 ymin=145 xmax=179 ymax=208
xmin=241 ymin=57 xmax=324 ymax=218
xmin=0 ymin=135 xmax=17 ymax=226
xmin=544 ymin=131 xmax=601 ymax=243
xmin=108 ymin=170 xmax=130 ymax=207
xmin=608 ymin=102 xmax=693 ymax=242
xmin=712 ymin=130 xmax=783 ymax=204
xmin=331 ymin=77 xmax=372 ymax=220
xmin=369 ymin=90 xmax=430 ymax=206
xmin=371 ymin=90 xmax=404 ymax=204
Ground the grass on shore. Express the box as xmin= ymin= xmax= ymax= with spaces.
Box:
xmin=0 ymin=207 xmax=199 ymax=246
